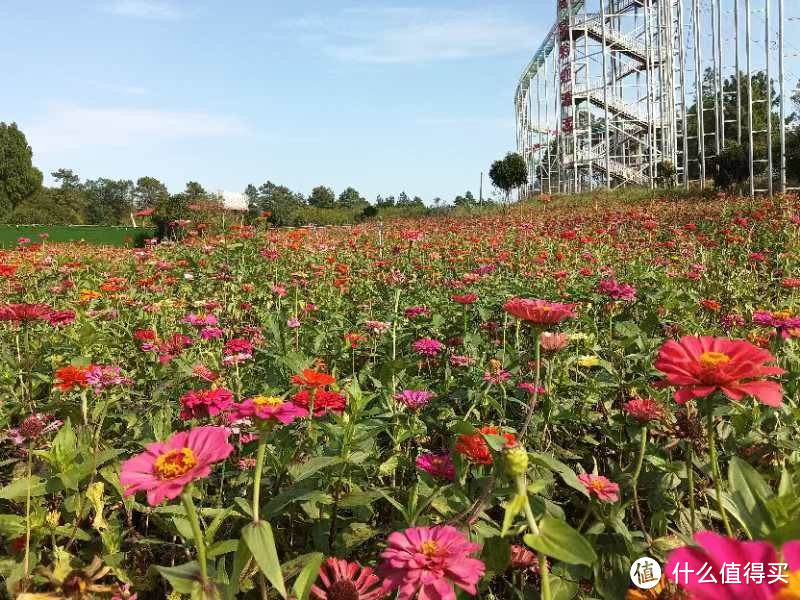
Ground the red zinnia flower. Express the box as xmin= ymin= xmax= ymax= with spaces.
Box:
xmin=455 ymin=426 xmax=517 ymax=465
xmin=291 ymin=389 xmax=347 ymax=417
xmin=655 ymin=336 xmax=784 ymax=407
xmin=622 ymin=398 xmax=664 ymax=424
xmin=54 ymin=365 xmax=89 ymax=392
xmin=503 ymin=298 xmax=576 ymax=325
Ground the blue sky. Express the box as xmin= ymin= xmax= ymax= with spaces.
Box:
xmin=3 ymin=1 xmax=548 ymax=202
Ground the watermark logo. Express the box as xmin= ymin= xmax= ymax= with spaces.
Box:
xmin=630 ymin=557 xmax=662 ymax=590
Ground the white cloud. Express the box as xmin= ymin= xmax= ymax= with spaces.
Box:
xmin=27 ymin=106 xmax=248 ymax=153
xmin=107 ymin=0 xmax=181 ymax=19
xmin=282 ymin=6 xmax=543 ymax=64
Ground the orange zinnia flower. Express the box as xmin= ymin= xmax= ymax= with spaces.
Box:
xmin=290 ymin=368 xmax=335 ymax=388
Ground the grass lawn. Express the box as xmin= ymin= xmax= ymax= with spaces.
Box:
xmin=0 ymin=225 xmax=154 ymax=247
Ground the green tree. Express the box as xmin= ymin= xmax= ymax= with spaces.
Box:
xmin=337 ymin=186 xmax=364 ymax=208
xmin=51 ymin=168 xmax=80 ymax=189
xmin=133 ymin=176 xmax=169 ymax=209
xmin=247 ymin=181 xmax=304 ymax=225
xmin=489 ymin=152 xmax=528 ymax=203
xmin=308 ymin=185 xmax=336 ymax=208
xmin=713 ymin=143 xmax=751 ymax=190
xmin=0 ymin=122 xmax=43 ymax=217
xmin=84 ymin=178 xmax=134 ymax=224
xmin=396 ymin=191 xmax=411 ymax=206
xmin=184 ymin=181 xmax=207 ymax=204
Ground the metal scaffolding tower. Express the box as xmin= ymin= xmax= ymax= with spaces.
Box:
xmin=515 ymin=0 xmax=791 ymax=196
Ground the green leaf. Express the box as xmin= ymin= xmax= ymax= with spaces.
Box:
xmin=523 ymin=517 xmax=597 ymax=566
xmin=529 ymin=453 xmax=588 ymax=497
xmin=481 ymin=536 xmax=511 ymax=575
xmin=501 ymin=494 xmax=526 ymax=537
xmin=156 ymin=561 xmax=202 ymax=594
xmin=291 ymin=552 xmax=323 ymax=600
xmin=224 ymin=539 xmax=251 ymax=600
xmin=242 ymin=521 xmax=286 ymax=598
xmin=0 ymin=476 xmax=45 ymax=500
xmin=288 ymin=456 xmax=342 ymax=482
xmin=726 ymin=457 xmax=775 ymax=538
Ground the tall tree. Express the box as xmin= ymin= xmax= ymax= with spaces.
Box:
xmin=51 ymin=168 xmax=80 ymax=189
xmin=337 ymin=186 xmax=364 ymax=208
xmin=184 ymin=181 xmax=207 ymax=204
xmin=84 ymin=178 xmax=134 ymax=224
xmin=133 ymin=176 xmax=169 ymax=209
xmin=489 ymin=153 xmax=528 ymax=203
xmin=0 ymin=122 xmax=43 ymax=216
xmin=308 ymin=185 xmax=336 ymax=208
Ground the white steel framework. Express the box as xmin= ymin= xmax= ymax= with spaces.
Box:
xmin=515 ymin=0 xmax=791 ymax=196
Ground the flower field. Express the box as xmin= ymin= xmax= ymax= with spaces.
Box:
xmin=2 ymin=194 xmax=800 ymax=599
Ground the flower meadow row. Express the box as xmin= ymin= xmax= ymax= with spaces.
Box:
xmin=0 ymin=195 xmax=800 ymax=599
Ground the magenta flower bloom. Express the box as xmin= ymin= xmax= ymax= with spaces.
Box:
xmin=666 ymin=531 xmax=800 ymax=599
xmin=200 ymin=326 xmax=224 ymax=340
xmin=597 ymin=278 xmax=637 ymax=302
xmin=415 ymin=453 xmax=455 ymax=481
xmin=578 ymin=473 xmax=620 ymax=502
xmin=184 ymin=313 xmax=218 ymax=327
xmin=85 ymin=365 xmax=131 ymax=392
xmin=412 ymin=337 xmax=444 ymax=357
xmin=223 ymin=337 xmax=253 ymax=365
xmin=120 ymin=426 xmax=234 ymax=506
xmin=394 ymin=390 xmax=435 ymax=411
xmin=233 ymin=395 xmax=308 ymax=425
xmin=179 ymin=388 xmax=234 ymax=420
xmin=378 ymin=525 xmax=485 ymax=600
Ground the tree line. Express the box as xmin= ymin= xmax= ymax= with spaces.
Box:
xmin=0 ymin=122 xmax=506 ymax=231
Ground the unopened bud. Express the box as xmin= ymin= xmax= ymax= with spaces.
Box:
xmin=504 ymin=446 xmax=529 ymax=477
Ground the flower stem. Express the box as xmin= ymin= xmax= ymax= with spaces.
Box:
xmin=631 ymin=427 xmax=649 ymax=541
xmin=687 ymin=444 xmax=696 ymax=533
xmin=706 ymin=410 xmax=733 ymax=537
xmin=23 ymin=444 xmax=32 ymax=578
xmin=520 ymin=330 xmax=541 ymax=440
xmin=516 ymin=476 xmax=551 ymax=600
xmin=252 ymin=433 xmax=267 ymax=523
xmin=181 ymin=491 xmax=208 ymax=582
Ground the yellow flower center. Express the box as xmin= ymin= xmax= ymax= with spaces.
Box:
xmin=775 ymin=571 xmax=800 ymax=600
xmin=589 ymin=479 xmax=606 ymax=492
xmin=699 ymin=351 xmax=731 ymax=369
xmin=252 ymin=395 xmax=283 ymax=407
xmin=154 ymin=448 xmax=197 ymax=480
xmin=420 ymin=540 xmax=439 ymax=557
xmin=774 ymin=310 xmax=792 ymax=320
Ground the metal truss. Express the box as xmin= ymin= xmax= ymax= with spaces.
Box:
xmin=515 ymin=0 xmax=791 ymax=196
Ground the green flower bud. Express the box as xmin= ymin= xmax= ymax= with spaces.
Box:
xmin=504 ymin=445 xmax=529 ymax=477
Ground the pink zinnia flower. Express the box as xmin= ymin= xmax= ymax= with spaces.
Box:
xmin=503 ymin=298 xmax=576 ymax=325
xmin=404 ymin=306 xmax=431 ymax=319
xmin=311 ymin=558 xmax=387 ymax=600
xmin=597 ymin=278 xmax=637 ymax=302
xmin=666 ymin=531 xmax=800 ymax=599
xmin=378 ymin=525 xmax=485 ymax=600
xmin=578 ymin=473 xmax=620 ymax=502
xmin=622 ymin=397 xmax=664 ymax=424
xmin=412 ymin=337 xmax=444 ymax=357
xmin=85 ymin=365 xmax=131 ymax=391
xmin=184 ymin=313 xmax=218 ymax=327
xmin=539 ymin=331 xmax=569 ymax=353
xmin=452 ymin=293 xmax=478 ymax=304
xmin=179 ymin=388 xmax=234 ymax=420
xmin=394 ymin=390 xmax=435 ymax=410
xmin=120 ymin=426 xmax=233 ymax=506
xmin=415 ymin=452 xmax=455 ymax=481
xmin=233 ymin=395 xmax=307 ymax=425
xmin=200 ymin=326 xmax=224 ymax=340
xmin=47 ymin=310 xmax=76 ymax=327
xmin=223 ymin=337 xmax=253 ymax=364
xmin=654 ymin=336 xmax=785 ymax=407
